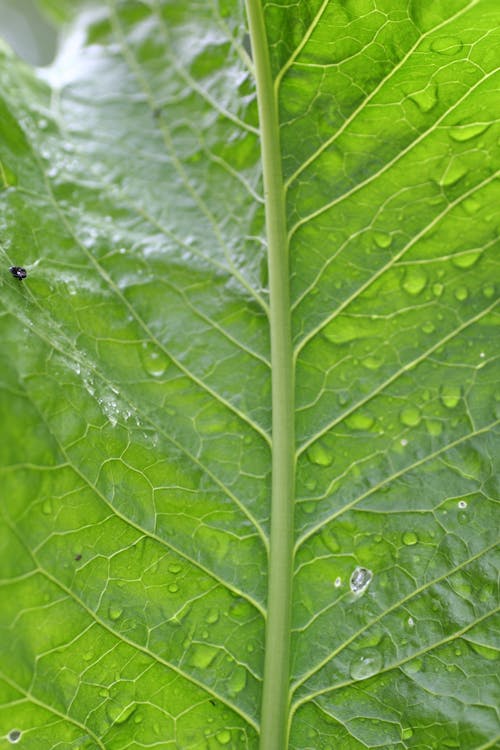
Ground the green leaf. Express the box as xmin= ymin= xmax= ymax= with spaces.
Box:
xmin=0 ymin=1 xmax=499 ymax=749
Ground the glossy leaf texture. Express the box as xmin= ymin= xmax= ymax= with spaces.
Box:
xmin=0 ymin=1 xmax=499 ymax=749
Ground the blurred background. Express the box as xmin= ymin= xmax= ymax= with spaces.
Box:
xmin=0 ymin=0 xmax=57 ymax=65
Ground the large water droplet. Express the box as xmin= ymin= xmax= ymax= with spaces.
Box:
xmin=361 ymin=355 xmax=382 ymax=370
xmin=449 ymin=123 xmax=489 ymax=142
xmin=374 ymin=232 xmax=392 ymax=248
xmin=321 ymin=529 xmax=340 ymax=553
xmin=402 ymin=268 xmax=427 ymax=295
xmin=452 ymin=250 xmax=481 ymax=269
xmin=350 ymin=566 xmax=373 ymax=595
xmin=215 ymin=730 xmax=232 ymax=745
xmin=7 ymin=730 xmax=22 ymax=744
xmin=432 ymin=282 xmax=444 ymax=297
xmin=400 ymin=406 xmax=421 ymax=427
xmin=227 ymin=666 xmax=247 ymax=696
xmin=189 ymin=644 xmax=218 ymax=669
xmin=345 ymin=413 xmax=374 ymax=431
xmin=402 ymin=531 xmax=418 ymax=546
xmin=438 ymin=161 xmax=467 ymax=187
xmin=426 ymin=418 xmax=443 ymax=436
xmin=430 ymin=36 xmax=462 ymax=55
xmin=482 ymin=283 xmax=495 ymax=298
xmin=440 ymin=385 xmax=461 ymax=409
xmin=108 ymin=606 xmax=123 ymax=621
xmin=307 ymin=441 xmax=334 ymax=467
xmin=41 ymin=499 xmax=52 ymax=515
xmin=107 ymin=702 xmax=137 ymax=725
xmin=349 ymin=649 xmax=383 ymax=680
xmin=454 ymin=286 xmax=468 ymax=301
xmin=140 ymin=342 xmax=168 ymax=377
xmin=409 ymin=85 xmax=437 ymax=112
xmin=168 ymin=563 xmax=182 ymax=574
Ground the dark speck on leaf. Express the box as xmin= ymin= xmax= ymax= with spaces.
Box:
xmin=10 ymin=266 xmax=27 ymax=280
xmin=75 ymin=554 xmax=82 ymax=561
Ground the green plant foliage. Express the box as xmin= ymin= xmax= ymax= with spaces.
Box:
xmin=0 ymin=1 xmax=498 ymax=749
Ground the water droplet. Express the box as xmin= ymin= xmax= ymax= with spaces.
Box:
xmin=400 ymin=406 xmax=421 ymax=427
xmin=307 ymin=441 xmax=334 ymax=467
xmin=432 ymin=282 xmax=444 ymax=297
xmin=405 ymin=657 xmax=422 ymax=674
xmin=406 ymin=616 xmax=415 ymax=629
xmin=349 ymin=649 xmax=383 ymax=680
xmin=454 ymin=286 xmax=468 ymax=301
xmin=374 ymin=232 xmax=392 ymax=248
xmin=482 ymin=283 xmax=495 ymax=298
xmin=402 ymin=531 xmax=418 ymax=546
xmin=345 ymin=413 xmax=374 ymax=431
xmin=168 ymin=583 xmax=179 ymax=593
xmin=463 ymin=197 xmax=481 ymax=215
xmin=458 ymin=500 xmax=467 ymax=509
xmin=361 ymin=355 xmax=382 ymax=370
xmin=215 ymin=730 xmax=232 ymax=745
xmin=409 ymin=84 xmax=437 ymax=112
xmin=430 ymin=36 xmax=462 ymax=55
xmin=140 ymin=342 xmax=168 ymax=377
xmin=337 ymin=390 xmax=351 ymax=406
xmin=402 ymin=727 xmax=414 ymax=740
xmin=334 ymin=576 xmax=342 ymax=588
xmin=7 ymin=730 xmax=21 ymax=744
xmin=425 ymin=419 xmax=443 ymax=436
xmin=440 ymin=385 xmax=461 ymax=409
xmin=449 ymin=123 xmax=489 ymax=142
xmin=41 ymin=499 xmax=52 ymax=515
xmin=400 ymin=438 xmax=408 ymax=447
xmin=189 ymin=644 xmax=218 ymax=669
xmin=107 ymin=702 xmax=137 ymax=725
xmin=168 ymin=563 xmax=182 ymax=574
xmin=321 ymin=528 xmax=340 ymax=553
xmin=350 ymin=566 xmax=373 ymax=595
xmin=438 ymin=161 xmax=467 ymax=187
xmin=421 ymin=321 xmax=435 ymax=334
xmin=227 ymin=666 xmax=247 ymax=696
xmin=98 ymin=688 xmax=110 ymax=698
xmin=452 ymin=250 xmax=481 ymax=269
xmin=402 ymin=267 xmax=427 ymax=295
xmin=108 ymin=606 xmax=123 ymax=621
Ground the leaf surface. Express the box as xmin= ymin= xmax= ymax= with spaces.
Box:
xmin=0 ymin=1 xmax=498 ymax=749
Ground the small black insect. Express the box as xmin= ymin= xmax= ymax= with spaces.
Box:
xmin=10 ymin=266 xmax=27 ymax=280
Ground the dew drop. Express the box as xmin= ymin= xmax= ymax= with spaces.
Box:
xmin=452 ymin=250 xmax=481 ymax=269
xmin=307 ymin=441 xmax=334 ymax=467
xmin=409 ymin=85 xmax=437 ymax=112
xmin=350 ymin=566 xmax=373 ymax=595
xmin=334 ymin=576 xmax=342 ymax=588
xmin=140 ymin=342 xmax=168 ymax=377
xmin=405 ymin=657 xmax=422 ymax=674
xmin=463 ymin=197 xmax=481 ymax=215
xmin=41 ymin=499 xmax=52 ymax=515
xmin=168 ymin=583 xmax=179 ymax=593
xmin=7 ymin=730 xmax=21 ymax=744
xmin=421 ymin=321 xmax=435 ymax=334
xmin=425 ymin=419 xmax=443 ymax=436
xmin=168 ymin=563 xmax=182 ymax=574
xmin=345 ymin=413 xmax=374 ymax=431
xmin=400 ymin=406 xmax=421 ymax=427
xmin=321 ymin=529 xmax=340 ymax=553
xmin=449 ymin=123 xmax=489 ymax=142
xmin=438 ymin=161 xmax=467 ymax=187
xmin=108 ymin=606 xmax=123 ymax=621
xmin=430 ymin=36 xmax=462 ymax=55
xmin=227 ymin=666 xmax=247 ymax=696
xmin=458 ymin=500 xmax=467 ymax=509
xmin=215 ymin=730 xmax=232 ymax=745
xmin=402 ymin=531 xmax=418 ymax=546
xmin=361 ymin=355 xmax=382 ymax=370
xmin=454 ymin=286 xmax=468 ymax=301
xmin=107 ymin=702 xmax=137 ymax=725
xmin=482 ymin=283 xmax=495 ymax=298
xmin=349 ymin=649 xmax=383 ymax=680
xmin=432 ymin=282 xmax=444 ymax=297
xmin=402 ymin=727 xmax=414 ymax=740
xmin=440 ymin=385 xmax=461 ymax=409
xmin=402 ymin=267 xmax=427 ymax=295
xmin=374 ymin=231 xmax=392 ymax=248
xmin=189 ymin=644 xmax=218 ymax=669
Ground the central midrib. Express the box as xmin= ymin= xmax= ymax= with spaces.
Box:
xmin=245 ymin=2 xmax=296 ymax=749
